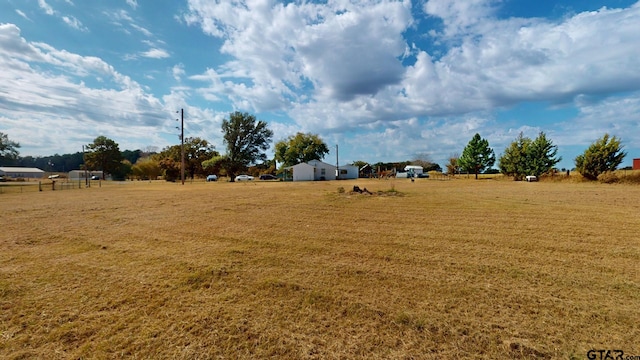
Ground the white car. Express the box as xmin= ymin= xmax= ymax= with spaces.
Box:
xmin=525 ymin=175 xmax=538 ymax=182
xmin=235 ymin=174 xmax=254 ymax=181
xmin=206 ymin=174 xmax=218 ymax=182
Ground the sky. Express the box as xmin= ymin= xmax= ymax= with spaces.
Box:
xmin=1 ymin=0 xmax=639 ymax=170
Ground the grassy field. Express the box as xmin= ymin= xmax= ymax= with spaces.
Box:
xmin=1 ymin=178 xmax=639 ymax=359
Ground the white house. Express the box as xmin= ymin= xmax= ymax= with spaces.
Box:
xmin=287 ymin=160 xmax=333 ymax=181
xmin=0 ymin=167 xmax=45 ymax=179
xmin=336 ymin=164 xmax=359 ymax=180
xmin=288 ymin=160 xmax=359 ymax=181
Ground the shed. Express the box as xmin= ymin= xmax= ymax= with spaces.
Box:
xmin=634 ymin=158 xmax=640 ymax=170
xmin=0 ymin=167 xmax=45 ymax=179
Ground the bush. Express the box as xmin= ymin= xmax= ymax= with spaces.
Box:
xmin=597 ymin=172 xmax=619 ymax=184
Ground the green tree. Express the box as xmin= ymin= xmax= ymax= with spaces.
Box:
xmin=183 ymin=137 xmax=218 ymax=179
xmin=528 ymin=132 xmax=561 ymax=178
xmin=274 ymin=132 xmax=329 ymax=168
xmin=217 ymin=111 xmax=273 ymax=181
xmin=202 ymin=154 xmax=228 ymax=178
xmin=85 ymin=136 xmax=124 ymax=179
xmin=0 ymin=132 xmax=20 ymax=164
xmin=574 ymin=134 xmax=626 ymax=180
xmin=499 ymin=133 xmax=531 ymax=180
xmin=458 ymin=133 xmax=495 ymax=179
xmin=111 ymin=160 xmax=132 ymax=181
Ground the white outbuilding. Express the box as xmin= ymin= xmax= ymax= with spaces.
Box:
xmin=0 ymin=167 xmax=45 ymax=179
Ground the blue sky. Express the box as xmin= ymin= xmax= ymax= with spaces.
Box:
xmin=1 ymin=0 xmax=639 ymax=170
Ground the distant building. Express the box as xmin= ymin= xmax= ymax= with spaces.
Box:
xmin=0 ymin=167 xmax=45 ymax=179
xmin=634 ymin=158 xmax=640 ymax=170
xmin=286 ymin=160 xmax=358 ymax=181
xmin=68 ymin=170 xmax=104 ymax=180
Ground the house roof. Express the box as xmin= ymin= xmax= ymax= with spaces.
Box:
xmin=307 ymin=159 xmax=335 ymax=168
xmin=0 ymin=167 xmax=45 ymax=173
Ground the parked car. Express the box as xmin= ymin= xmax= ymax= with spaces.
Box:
xmin=235 ymin=174 xmax=254 ymax=181
xmin=525 ymin=175 xmax=538 ymax=182
xmin=259 ymin=174 xmax=278 ymax=180
xmin=206 ymin=174 xmax=218 ymax=182
xmin=91 ymin=175 xmax=100 ymax=180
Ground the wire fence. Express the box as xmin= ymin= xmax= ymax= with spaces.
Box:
xmin=0 ymin=179 xmax=100 ymax=194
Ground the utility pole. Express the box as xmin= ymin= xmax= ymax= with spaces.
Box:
xmin=177 ymin=109 xmax=185 ymax=185
xmin=82 ymin=145 xmax=88 ymax=187
xmin=335 ymin=144 xmax=339 ymax=180
xmin=181 ymin=108 xmax=185 ymax=185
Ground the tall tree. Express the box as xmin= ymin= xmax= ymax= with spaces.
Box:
xmin=218 ymin=111 xmax=273 ymax=181
xmin=458 ymin=133 xmax=495 ymax=179
xmin=575 ymin=134 xmax=626 ymax=180
xmin=274 ymin=132 xmax=329 ymax=167
xmin=528 ymin=132 xmax=561 ymax=178
xmin=0 ymin=132 xmax=20 ymax=165
xmin=154 ymin=145 xmax=181 ymax=181
xmin=85 ymin=136 xmax=124 ymax=179
xmin=183 ymin=137 xmax=218 ymax=179
xmin=499 ymin=132 xmax=532 ymax=181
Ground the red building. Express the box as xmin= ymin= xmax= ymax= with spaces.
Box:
xmin=634 ymin=158 xmax=640 ymax=170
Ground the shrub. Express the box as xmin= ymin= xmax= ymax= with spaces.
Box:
xmin=597 ymin=172 xmax=619 ymax=184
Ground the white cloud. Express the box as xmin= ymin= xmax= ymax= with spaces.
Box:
xmin=15 ymin=9 xmax=31 ymax=21
xmin=131 ymin=23 xmax=152 ymax=37
xmin=62 ymin=16 xmax=88 ymax=31
xmin=38 ymin=0 xmax=55 ymax=15
xmin=185 ymin=0 xmax=413 ymax=112
xmin=400 ymin=4 xmax=640 ymax=116
xmin=172 ymin=64 xmax=185 ymax=81
xmin=141 ymin=48 xmax=170 ymax=59
xmin=183 ymin=1 xmax=640 ymax=132
xmin=558 ymin=93 xmax=640 ymax=147
xmin=424 ymin=0 xmax=501 ymax=36
xmin=127 ymin=0 xmax=139 ymax=10
xmin=0 ymin=24 xmax=171 ymax=155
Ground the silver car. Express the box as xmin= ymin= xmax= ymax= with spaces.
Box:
xmin=234 ymin=174 xmax=254 ymax=181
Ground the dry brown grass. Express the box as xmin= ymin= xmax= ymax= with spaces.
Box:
xmin=1 ymin=179 xmax=639 ymax=359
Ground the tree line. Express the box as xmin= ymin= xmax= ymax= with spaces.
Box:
xmin=0 ymin=116 xmax=630 ymax=182
xmin=448 ymin=132 xmax=627 ymax=180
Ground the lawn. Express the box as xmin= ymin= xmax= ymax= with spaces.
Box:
xmin=1 ymin=178 xmax=639 ymax=359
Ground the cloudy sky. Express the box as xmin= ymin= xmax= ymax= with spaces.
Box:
xmin=1 ymin=0 xmax=639 ymax=169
